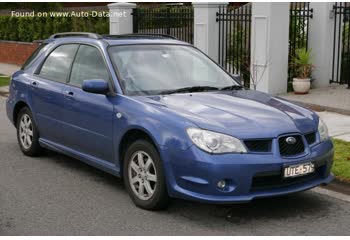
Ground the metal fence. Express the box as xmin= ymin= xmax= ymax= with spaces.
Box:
xmin=288 ymin=2 xmax=313 ymax=85
xmin=331 ymin=2 xmax=350 ymax=88
xmin=216 ymin=4 xmax=252 ymax=88
xmin=132 ymin=6 xmax=194 ymax=44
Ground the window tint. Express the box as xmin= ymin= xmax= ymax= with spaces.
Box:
xmin=22 ymin=43 xmax=49 ymax=70
xmin=69 ymin=45 xmax=110 ymax=87
xmin=39 ymin=44 xmax=78 ymax=83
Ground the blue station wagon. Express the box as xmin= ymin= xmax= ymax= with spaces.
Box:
xmin=6 ymin=32 xmax=334 ymax=210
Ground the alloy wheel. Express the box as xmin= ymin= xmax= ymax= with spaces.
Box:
xmin=19 ymin=114 xmax=33 ymax=150
xmin=128 ymin=151 xmax=158 ymax=200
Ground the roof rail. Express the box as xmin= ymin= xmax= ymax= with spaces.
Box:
xmin=103 ymin=33 xmax=178 ymax=40
xmin=49 ymin=32 xmax=102 ymax=40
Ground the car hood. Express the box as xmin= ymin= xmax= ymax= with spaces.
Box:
xmin=133 ymin=90 xmax=318 ymax=139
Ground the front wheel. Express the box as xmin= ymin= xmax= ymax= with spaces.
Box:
xmin=123 ymin=139 xmax=169 ymax=210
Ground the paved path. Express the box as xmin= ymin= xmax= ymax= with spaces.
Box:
xmin=1 ymin=96 xmax=350 ymax=235
xmin=279 ymin=85 xmax=350 ymax=115
xmin=318 ymin=111 xmax=350 ymax=141
xmin=0 ymin=63 xmax=20 ymax=76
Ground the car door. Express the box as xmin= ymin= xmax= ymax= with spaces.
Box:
xmin=31 ymin=44 xmax=79 ymax=145
xmin=62 ymin=44 xmax=114 ymax=163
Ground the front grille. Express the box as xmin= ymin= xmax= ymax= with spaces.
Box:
xmin=305 ymin=132 xmax=316 ymax=145
xmin=278 ymin=135 xmax=305 ymax=157
xmin=244 ymin=139 xmax=272 ymax=152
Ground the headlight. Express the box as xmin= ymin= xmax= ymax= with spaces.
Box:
xmin=186 ymin=128 xmax=247 ymax=154
xmin=318 ymin=119 xmax=329 ymax=142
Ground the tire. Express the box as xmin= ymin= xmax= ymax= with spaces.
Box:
xmin=16 ymin=107 xmax=42 ymax=156
xmin=123 ymin=139 xmax=169 ymax=210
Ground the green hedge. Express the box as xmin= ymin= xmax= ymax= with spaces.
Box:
xmin=0 ymin=14 xmax=109 ymax=42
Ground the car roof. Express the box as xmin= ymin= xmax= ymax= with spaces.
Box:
xmin=43 ymin=32 xmax=191 ymax=47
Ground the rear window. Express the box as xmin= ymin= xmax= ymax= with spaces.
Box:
xmin=21 ymin=43 xmax=49 ymax=71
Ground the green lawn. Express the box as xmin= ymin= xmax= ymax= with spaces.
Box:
xmin=332 ymin=139 xmax=350 ymax=181
xmin=0 ymin=75 xmax=10 ymax=87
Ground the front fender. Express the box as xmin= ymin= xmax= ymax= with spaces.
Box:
xmin=112 ymin=95 xmax=196 ymax=166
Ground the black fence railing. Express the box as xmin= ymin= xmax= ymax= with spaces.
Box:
xmin=216 ymin=4 xmax=252 ymax=88
xmin=132 ymin=6 xmax=194 ymax=44
xmin=331 ymin=2 xmax=350 ymax=88
xmin=288 ymin=2 xmax=313 ymax=86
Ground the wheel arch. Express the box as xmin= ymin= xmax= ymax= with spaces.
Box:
xmin=13 ymin=101 xmax=30 ymax=127
xmin=118 ymin=128 xmax=161 ymax=177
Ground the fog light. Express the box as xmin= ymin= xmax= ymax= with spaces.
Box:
xmin=217 ymin=180 xmax=226 ymax=189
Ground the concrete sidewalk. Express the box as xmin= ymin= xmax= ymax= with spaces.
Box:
xmin=318 ymin=111 xmax=350 ymax=141
xmin=0 ymin=63 xmax=20 ymax=76
xmin=279 ymin=85 xmax=350 ymax=115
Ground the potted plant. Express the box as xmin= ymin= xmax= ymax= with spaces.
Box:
xmin=292 ymin=48 xmax=314 ymax=94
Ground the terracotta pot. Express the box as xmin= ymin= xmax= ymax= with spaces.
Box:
xmin=292 ymin=78 xmax=311 ymax=94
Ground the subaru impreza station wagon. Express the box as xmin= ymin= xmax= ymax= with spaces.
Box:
xmin=6 ymin=32 xmax=334 ymax=210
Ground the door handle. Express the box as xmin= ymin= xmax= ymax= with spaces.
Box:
xmin=31 ymin=81 xmax=38 ymax=87
xmin=64 ymin=90 xmax=74 ymax=99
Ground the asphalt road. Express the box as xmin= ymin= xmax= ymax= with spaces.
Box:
xmin=1 ymin=96 xmax=350 ymax=235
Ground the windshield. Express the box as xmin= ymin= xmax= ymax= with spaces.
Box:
xmin=109 ymin=45 xmax=240 ymax=96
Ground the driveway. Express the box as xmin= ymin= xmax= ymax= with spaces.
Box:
xmin=1 ymin=96 xmax=350 ymax=235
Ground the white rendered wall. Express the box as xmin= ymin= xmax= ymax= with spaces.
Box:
xmin=108 ymin=2 xmax=136 ymax=35
xmin=251 ymin=3 xmax=290 ymax=95
xmin=193 ymin=2 xmax=228 ymax=62
xmin=308 ymin=3 xmax=335 ymax=88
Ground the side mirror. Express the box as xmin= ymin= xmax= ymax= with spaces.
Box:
xmin=82 ymin=79 xmax=109 ymax=95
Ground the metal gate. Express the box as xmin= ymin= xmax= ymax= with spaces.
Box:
xmin=331 ymin=2 xmax=350 ymax=88
xmin=288 ymin=3 xmax=313 ymax=86
xmin=216 ymin=4 xmax=252 ymax=87
xmin=132 ymin=5 xmax=194 ymax=44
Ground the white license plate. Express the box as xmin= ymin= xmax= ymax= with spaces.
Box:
xmin=284 ymin=162 xmax=315 ymax=178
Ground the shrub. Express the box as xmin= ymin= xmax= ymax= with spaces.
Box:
xmin=0 ymin=14 xmax=109 ymax=42
xmin=292 ymin=48 xmax=313 ymax=79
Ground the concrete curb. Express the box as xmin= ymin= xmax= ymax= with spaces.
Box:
xmin=312 ymin=187 xmax=350 ymax=203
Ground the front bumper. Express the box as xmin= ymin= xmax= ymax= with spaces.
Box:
xmin=161 ymin=139 xmax=334 ymax=203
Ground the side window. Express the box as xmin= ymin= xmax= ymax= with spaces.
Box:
xmin=69 ymin=45 xmax=110 ymax=87
xmin=39 ymin=44 xmax=79 ymax=83
xmin=22 ymin=43 xmax=49 ymax=70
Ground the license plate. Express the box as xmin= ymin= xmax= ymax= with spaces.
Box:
xmin=283 ymin=162 xmax=315 ymax=178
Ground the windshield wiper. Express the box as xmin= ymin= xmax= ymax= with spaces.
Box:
xmin=160 ymin=86 xmax=220 ymax=95
xmin=220 ymin=85 xmax=244 ymax=91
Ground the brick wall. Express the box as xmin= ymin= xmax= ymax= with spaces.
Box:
xmin=0 ymin=41 xmax=39 ymax=66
